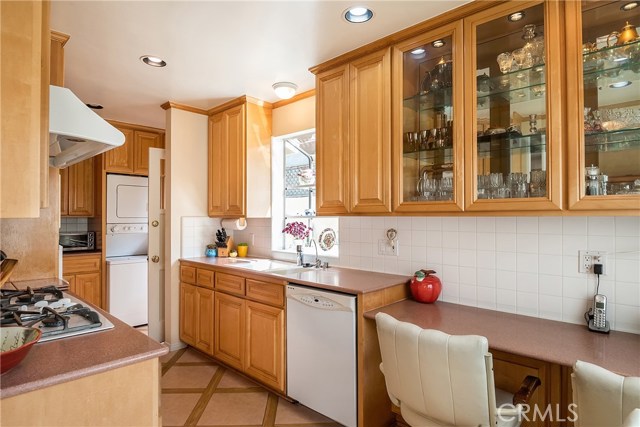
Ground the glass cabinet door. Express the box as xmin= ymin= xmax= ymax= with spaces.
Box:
xmin=567 ymin=1 xmax=640 ymax=210
xmin=464 ymin=1 xmax=563 ymax=211
xmin=392 ymin=21 xmax=464 ymax=212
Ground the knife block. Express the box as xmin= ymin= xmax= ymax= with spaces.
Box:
xmin=217 ymin=237 xmax=234 ymax=257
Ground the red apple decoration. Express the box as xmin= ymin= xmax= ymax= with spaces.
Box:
xmin=410 ymin=269 xmax=442 ymax=303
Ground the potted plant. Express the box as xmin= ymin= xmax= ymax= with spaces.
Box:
xmin=237 ymin=242 xmax=248 ymax=257
xmin=205 ymin=244 xmax=217 ymax=257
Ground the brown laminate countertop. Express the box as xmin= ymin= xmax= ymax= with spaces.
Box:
xmin=1 ymin=279 xmax=168 ymax=399
xmin=365 ymin=300 xmax=640 ymax=377
xmin=181 ymin=257 xmax=410 ymax=295
xmin=62 ymin=250 xmax=102 ymax=257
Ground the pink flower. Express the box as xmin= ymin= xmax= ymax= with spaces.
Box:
xmin=282 ymin=221 xmax=312 ymax=240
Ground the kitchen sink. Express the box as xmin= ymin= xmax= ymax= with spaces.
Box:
xmin=264 ymin=266 xmax=310 ymax=275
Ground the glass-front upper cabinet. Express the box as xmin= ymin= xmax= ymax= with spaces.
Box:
xmin=463 ymin=1 xmax=563 ymax=211
xmin=566 ymin=1 xmax=640 ymax=210
xmin=392 ymin=21 xmax=464 ymax=212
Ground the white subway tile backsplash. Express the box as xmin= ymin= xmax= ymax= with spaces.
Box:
xmin=223 ymin=215 xmax=639 ymax=334
xmin=563 ymin=217 xmax=588 ymax=236
xmin=497 ymin=270 xmax=517 ymax=290
xmin=538 ymin=254 xmax=563 ymax=276
xmin=476 ymin=217 xmax=496 ymax=233
xmin=517 ymin=217 xmax=538 ymax=234
xmin=615 ymin=216 xmax=640 ymax=236
xmin=459 ymin=232 xmax=477 ymax=250
xmin=587 ymin=217 xmax=615 ymax=236
xmin=496 ymin=233 xmax=517 ymax=252
xmin=443 ymin=232 xmax=459 ymax=249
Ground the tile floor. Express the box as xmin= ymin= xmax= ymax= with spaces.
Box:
xmin=160 ymin=347 xmax=341 ymax=427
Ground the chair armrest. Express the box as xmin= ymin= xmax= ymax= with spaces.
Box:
xmin=623 ymin=408 xmax=640 ymax=427
xmin=513 ymin=375 xmax=541 ymax=405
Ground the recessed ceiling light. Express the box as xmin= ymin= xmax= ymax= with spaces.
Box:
xmin=411 ymin=48 xmax=426 ymax=56
xmin=86 ymin=103 xmax=103 ymax=110
xmin=140 ymin=55 xmax=166 ymax=67
xmin=621 ymin=2 xmax=638 ymax=11
xmin=609 ymin=81 xmax=632 ymax=88
xmin=272 ymin=82 xmax=298 ymax=99
xmin=432 ymin=40 xmax=445 ymax=48
xmin=508 ymin=11 xmax=525 ymax=22
xmin=344 ymin=6 xmax=373 ymax=23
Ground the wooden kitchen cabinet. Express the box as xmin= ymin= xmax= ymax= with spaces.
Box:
xmin=565 ymin=0 xmax=640 ymax=211
xmin=179 ymin=267 xmax=215 ymax=355
xmin=214 ymin=291 xmax=245 ymax=370
xmin=207 ymin=96 xmax=272 ymax=218
xmin=314 ymin=48 xmax=392 ymax=215
xmin=0 ymin=0 xmax=49 ymax=218
xmin=463 ymin=0 xmax=564 ymax=212
xmin=63 ymin=253 xmax=102 ymax=307
xmin=245 ymin=300 xmax=285 ymax=392
xmin=105 ymin=122 xmax=164 ymax=176
xmin=60 ymin=157 xmax=95 ymax=217
xmin=179 ymin=282 xmax=198 ymax=347
xmin=392 ymin=21 xmax=465 ymax=213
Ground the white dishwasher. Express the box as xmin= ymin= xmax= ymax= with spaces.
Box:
xmin=286 ymin=284 xmax=357 ymax=427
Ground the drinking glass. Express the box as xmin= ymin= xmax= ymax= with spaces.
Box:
xmin=530 ymin=169 xmax=546 ymax=197
xmin=497 ymin=52 xmax=513 ymax=74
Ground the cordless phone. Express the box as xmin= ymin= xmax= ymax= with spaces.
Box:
xmin=588 ymin=294 xmax=610 ymax=333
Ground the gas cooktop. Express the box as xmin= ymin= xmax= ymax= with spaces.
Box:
xmin=0 ymin=285 xmax=114 ymax=342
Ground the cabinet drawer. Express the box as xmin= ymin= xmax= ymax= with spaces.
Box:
xmin=180 ymin=265 xmax=197 ymax=284
xmin=246 ymin=279 xmax=284 ymax=307
xmin=63 ymin=254 xmax=101 ymax=274
xmin=196 ymin=269 xmax=214 ymax=289
xmin=215 ymin=272 xmax=245 ymax=296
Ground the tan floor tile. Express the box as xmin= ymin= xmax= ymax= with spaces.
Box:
xmin=197 ymin=391 xmax=269 ymax=426
xmin=178 ymin=348 xmax=216 ymax=364
xmin=162 ymin=365 xmax=218 ymax=389
xmin=160 ymin=349 xmax=179 ymax=364
xmin=275 ymin=398 xmax=337 ymax=425
xmin=161 ymin=393 xmax=201 ymax=426
xmin=217 ymin=369 xmax=259 ymax=389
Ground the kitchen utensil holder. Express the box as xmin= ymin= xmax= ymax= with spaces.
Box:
xmin=216 ymin=237 xmax=234 ymax=257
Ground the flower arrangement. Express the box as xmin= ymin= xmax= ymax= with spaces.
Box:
xmin=282 ymin=221 xmax=312 ymax=240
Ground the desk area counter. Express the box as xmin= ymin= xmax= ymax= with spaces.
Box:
xmin=364 ymin=299 xmax=640 ymax=377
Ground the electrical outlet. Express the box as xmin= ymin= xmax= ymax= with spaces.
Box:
xmin=250 ymin=233 xmax=255 ymax=246
xmin=578 ymin=250 xmax=607 ymax=274
xmin=378 ymin=240 xmax=386 ymax=255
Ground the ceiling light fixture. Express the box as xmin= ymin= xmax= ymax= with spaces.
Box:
xmin=272 ymin=82 xmax=298 ymax=99
xmin=86 ymin=103 xmax=103 ymax=110
xmin=344 ymin=6 xmax=373 ymax=23
xmin=411 ymin=48 xmax=426 ymax=56
xmin=432 ymin=40 xmax=445 ymax=48
xmin=621 ymin=2 xmax=638 ymax=11
xmin=508 ymin=11 xmax=525 ymax=22
xmin=140 ymin=55 xmax=167 ymax=67
xmin=609 ymin=81 xmax=632 ymax=88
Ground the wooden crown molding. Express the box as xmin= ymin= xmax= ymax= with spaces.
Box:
xmin=50 ymin=30 xmax=70 ymax=46
xmin=272 ymin=89 xmax=315 ymax=109
xmin=207 ymin=95 xmax=273 ymax=116
xmin=107 ymin=119 xmax=165 ymax=133
xmin=160 ymin=101 xmax=208 ymax=115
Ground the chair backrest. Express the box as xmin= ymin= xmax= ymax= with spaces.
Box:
xmin=375 ymin=312 xmax=496 ymax=426
xmin=572 ymin=360 xmax=640 ymax=427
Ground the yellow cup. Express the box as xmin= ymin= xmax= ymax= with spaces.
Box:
xmin=237 ymin=245 xmax=248 ymax=257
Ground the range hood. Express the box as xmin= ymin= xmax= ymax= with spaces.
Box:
xmin=49 ymin=85 xmax=125 ymax=168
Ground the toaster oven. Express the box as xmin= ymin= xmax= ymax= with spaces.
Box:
xmin=59 ymin=232 xmax=96 ymax=252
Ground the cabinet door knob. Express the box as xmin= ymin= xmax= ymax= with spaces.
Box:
xmin=151 ymin=220 xmax=159 ymax=227
xmin=151 ymin=255 xmax=160 ymax=263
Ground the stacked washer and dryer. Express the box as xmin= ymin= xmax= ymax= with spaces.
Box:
xmin=105 ymin=174 xmax=149 ymax=327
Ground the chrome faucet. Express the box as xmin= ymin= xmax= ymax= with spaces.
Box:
xmin=296 ymin=245 xmax=303 ymax=266
xmin=310 ymin=239 xmax=321 ymax=268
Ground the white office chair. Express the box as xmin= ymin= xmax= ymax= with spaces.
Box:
xmin=375 ymin=313 xmax=540 ymax=427
xmin=571 ymin=360 xmax=640 ymax=427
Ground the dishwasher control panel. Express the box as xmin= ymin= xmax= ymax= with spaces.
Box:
xmin=298 ymin=294 xmax=337 ymax=309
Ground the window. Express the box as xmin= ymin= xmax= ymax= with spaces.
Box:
xmin=271 ymin=130 xmax=339 ymax=258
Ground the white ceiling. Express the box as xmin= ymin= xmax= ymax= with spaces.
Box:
xmin=51 ymin=1 xmax=470 ymax=129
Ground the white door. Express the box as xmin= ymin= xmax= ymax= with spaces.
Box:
xmin=148 ymin=148 xmax=165 ymax=342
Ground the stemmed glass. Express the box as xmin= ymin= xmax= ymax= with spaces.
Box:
xmin=489 ymin=173 xmax=503 ymax=199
